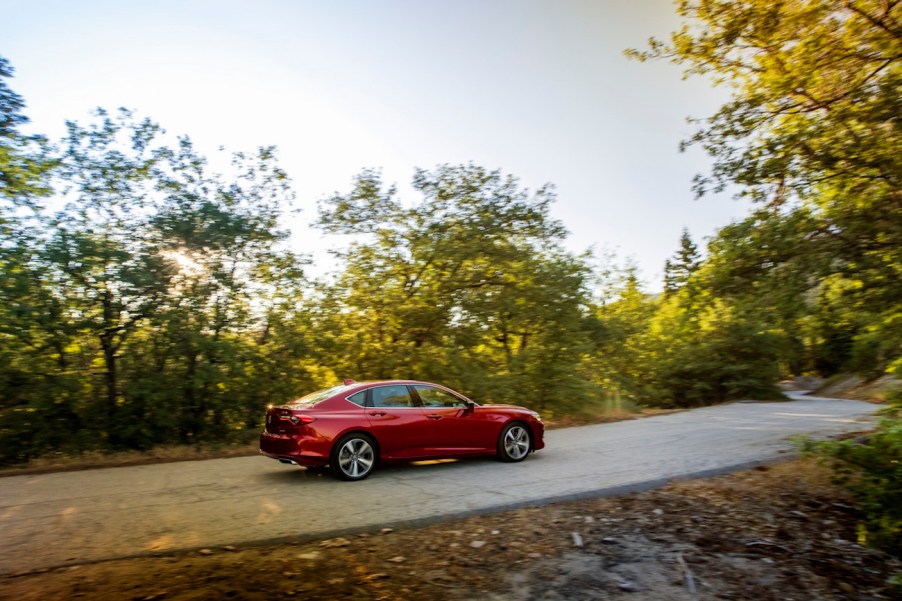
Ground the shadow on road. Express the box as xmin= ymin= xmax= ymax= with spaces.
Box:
xmin=256 ymin=467 xmax=333 ymax=484
xmin=256 ymin=454 xmax=534 ymax=482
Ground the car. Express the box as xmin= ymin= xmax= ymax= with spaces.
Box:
xmin=260 ymin=379 xmax=545 ymax=480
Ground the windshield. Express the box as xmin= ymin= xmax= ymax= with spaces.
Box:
xmin=288 ymin=384 xmax=351 ymax=407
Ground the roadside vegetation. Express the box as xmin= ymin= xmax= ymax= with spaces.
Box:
xmin=805 ymin=388 xmax=902 ymax=580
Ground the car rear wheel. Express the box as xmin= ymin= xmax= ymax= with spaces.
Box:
xmin=497 ymin=422 xmax=531 ymax=462
xmin=331 ymin=433 xmax=377 ymax=481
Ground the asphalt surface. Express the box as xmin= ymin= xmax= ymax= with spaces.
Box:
xmin=0 ymin=394 xmax=877 ymax=575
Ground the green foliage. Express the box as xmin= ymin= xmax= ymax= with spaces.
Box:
xmin=0 ymin=56 xmax=55 ymax=207
xmin=663 ymin=228 xmax=700 ymax=297
xmin=647 ymin=296 xmax=785 ymax=406
xmin=805 ymin=389 xmax=902 ymax=556
xmin=0 ymin=57 xmax=27 ymax=136
xmin=629 ymin=0 xmax=901 ymax=208
xmin=591 ymin=272 xmax=657 ymax=402
xmin=314 ymin=164 xmax=604 ymax=416
xmin=0 ymin=74 xmax=309 ymax=463
xmin=631 ymin=1 xmax=901 ymax=379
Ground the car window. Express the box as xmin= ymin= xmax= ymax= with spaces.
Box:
xmin=414 ymin=385 xmax=467 ymax=408
xmin=371 ymin=385 xmax=414 ymax=408
xmin=288 ymin=384 xmax=349 ymax=407
xmin=346 ymin=391 xmax=367 ymax=406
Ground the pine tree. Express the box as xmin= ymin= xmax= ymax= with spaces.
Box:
xmin=663 ymin=229 xmax=700 ymax=296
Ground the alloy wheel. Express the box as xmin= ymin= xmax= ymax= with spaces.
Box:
xmin=337 ymin=437 xmax=375 ymax=479
xmin=504 ymin=425 xmax=530 ymax=461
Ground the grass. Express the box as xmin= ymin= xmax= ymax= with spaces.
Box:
xmin=0 ymin=439 xmax=260 ymax=478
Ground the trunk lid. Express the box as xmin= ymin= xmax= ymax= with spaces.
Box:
xmin=265 ymin=406 xmax=315 ymax=434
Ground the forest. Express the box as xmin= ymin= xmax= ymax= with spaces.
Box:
xmin=0 ymin=0 xmax=899 ymax=466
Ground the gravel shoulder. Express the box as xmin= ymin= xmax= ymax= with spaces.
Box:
xmin=3 ymin=458 xmax=898 ymax=601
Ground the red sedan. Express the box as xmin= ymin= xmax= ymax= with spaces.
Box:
xmin=260 ymin=379 xmax=545 ymax=480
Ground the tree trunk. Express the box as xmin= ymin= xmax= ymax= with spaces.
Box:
xmin=100 ymin=290 xmax=119 ymax=425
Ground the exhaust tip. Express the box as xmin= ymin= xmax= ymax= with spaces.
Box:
xmin=278 ymin=458 xmax=298 ymax=465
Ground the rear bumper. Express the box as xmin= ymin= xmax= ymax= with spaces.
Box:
xmin=259 ymin=431 xmax=328 ymax=467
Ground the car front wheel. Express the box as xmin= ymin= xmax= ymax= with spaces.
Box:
xmin=497 ymin=422 xmax=531 ymax=462
xmin=331 ymin=433 xmax=377 ymax=481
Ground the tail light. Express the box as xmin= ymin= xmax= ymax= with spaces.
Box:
xmin=279 ymin=414 xmax=316 ymax=426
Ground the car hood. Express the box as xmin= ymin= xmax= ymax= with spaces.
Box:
xmin=481 ymin=403 xmax=533 ymax=412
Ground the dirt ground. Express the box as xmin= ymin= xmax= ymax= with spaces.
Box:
xmin=2 ymin=458 xmax=899 ymax=601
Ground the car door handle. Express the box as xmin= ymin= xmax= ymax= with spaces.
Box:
xmin=368 ymin=411 xmax=386 ymax=417
xmin=426 ymin=414 xmax=443 ymax=420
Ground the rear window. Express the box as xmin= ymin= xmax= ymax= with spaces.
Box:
xmin=288 ymin=384 xmax=351 ymax=407
xmin=346 ymin=391 xmax=367 ymax=406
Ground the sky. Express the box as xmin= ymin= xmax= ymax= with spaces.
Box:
xmin=2 ymin=0 xmax=747 ymax=288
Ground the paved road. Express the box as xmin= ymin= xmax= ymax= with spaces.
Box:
xmin=0 ymin=395 xmax=877 ymax=575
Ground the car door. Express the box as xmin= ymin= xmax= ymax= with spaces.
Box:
xmin=363 ymin=384 xmax=432 ymax=458
xmin=412 ymin=385 xmax=496 ymax=453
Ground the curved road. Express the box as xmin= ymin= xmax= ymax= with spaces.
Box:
xmin=0 ymin=394 xmax=877 ymax=575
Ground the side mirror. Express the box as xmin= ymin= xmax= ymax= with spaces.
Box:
xmin=464 ymin=400 xmax=476 ymax=413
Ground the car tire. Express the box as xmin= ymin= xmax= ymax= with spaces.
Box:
xmin=331 ymin=433 xmax=377 ymax=481
xmin=497 ymin=422 xmax=531 ymax=462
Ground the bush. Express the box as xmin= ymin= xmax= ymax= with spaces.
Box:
xmin=804 ymin=388 xmax=902 ymax=556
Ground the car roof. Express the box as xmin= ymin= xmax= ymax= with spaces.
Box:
xmin=344 ymin=379 xmax=432 ymax=390
xmin=341 ymin=380 xmax=466 ymax=395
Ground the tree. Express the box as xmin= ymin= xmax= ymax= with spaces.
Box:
xmin=629 ymin=0 xmax=900 ymax=207
xmin=0 ymin=57 xmax=26 ymax=136
xmin=0 ymin=58 xmax=67 ymax=463
xmin=0 ymin=95 xmax=310 ymax=461
xmin=631 ymin=0 xmax=902 ymax=377
xmin=0 ymin=57 xmax=58 ymax=384
xmin=0 ymin=56 xmax=54 ymax=207
xmin=645 ymin=293 xmax=785 ymax=406
xmin=591 ymin=270 xmax=658 ymax=403
xmin=43 ymin=109 xmax=173 ymax=442
xmin=145 ymin=138 xmax=308 ymax=442
xmin=663 ymin=228 xmax=701 ymax=296
xmin=315 ymin=164 xmax=602 ymax=414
